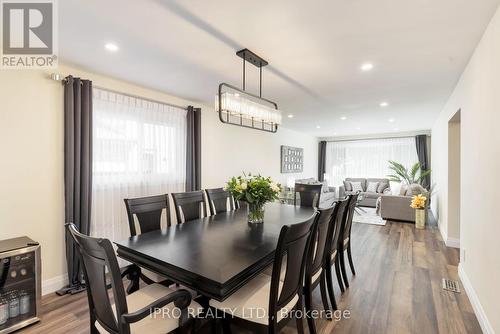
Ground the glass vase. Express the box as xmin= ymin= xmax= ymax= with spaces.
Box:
xmin=247 ymin=202 xmax=265 ymax=224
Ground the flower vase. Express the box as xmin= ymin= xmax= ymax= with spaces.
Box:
xmin=415 ymin=208 xmax=426 ymax=229
xmin=248 ymin=203 xmax=265 ymax=224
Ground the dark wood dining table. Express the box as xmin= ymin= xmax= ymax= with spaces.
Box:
xmin=115 ymin=203 xmax=316 ymax=301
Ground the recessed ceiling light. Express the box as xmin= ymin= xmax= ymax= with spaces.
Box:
xmin=361 ymin=63 xmax=374 ymax=71
xmin=393 ymin=128 xmax=399 ymax=131
xmin=287 ymin=114 xmax=294 ymax=118
xmin=355 ymin=127 xmax=361 ymax=130
xmin=388 ymin=118 xmax=395 ymax=123
xmin=105 ymin=43 xmax=119 ymax=52
xmin=340 ymin=116 xmax=347 ymax=120
xmin=316 ymin=125 xmax=321 ymax=129
xmin=380 ymin=102 xmax=389 ymax=107
xmin=333 ymin=132 xmax=338 ymax=136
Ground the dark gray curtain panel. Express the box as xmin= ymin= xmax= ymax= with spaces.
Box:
xmin=62 ymin=75 xmax=93 ymax=293
xmin=186 ymin=106 xmax=201 ymax=191
xmin=415 ymin=135 xmax=430 ymax=189
xmin=318 ymin=141 xmax=327 ymax=181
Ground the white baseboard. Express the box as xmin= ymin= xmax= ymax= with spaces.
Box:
xmin=438 ymin=219 xmax=448 ymax=243
xmin=437 ymin=218 xmax=460 ymax=248
xmin=446 ymin=237 xmax=460 ymax=248
xmin=42 ymin=274 xmax=68 ymax=296
xmin=458 ymin=263 xmax=494 ymax=334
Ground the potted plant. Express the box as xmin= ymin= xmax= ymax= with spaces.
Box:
xmin=410 ymin=194 xmax=427 ymax=229
xmin=225 ymin=173 xmax=281 ymax=224
xmin=387 ymin=161 xmax=431 ymax=186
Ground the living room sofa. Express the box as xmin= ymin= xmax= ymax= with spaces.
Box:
xmin=338 ymin=178 xmax=391 ymax=207
xmin=380 ymin=183 xmax=428 ymax=222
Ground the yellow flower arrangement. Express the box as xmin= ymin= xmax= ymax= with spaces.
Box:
xmin=410 ymin=194 xmax=427 ymax=209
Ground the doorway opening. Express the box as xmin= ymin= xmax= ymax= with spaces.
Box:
xmin=447 ymin=109 xmax=461 ymax=249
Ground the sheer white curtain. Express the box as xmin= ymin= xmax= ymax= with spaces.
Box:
xmin=91 ymin=88 xmax=187 ymax=241
xmin=324 ymin=137 xmax=418 ymax=187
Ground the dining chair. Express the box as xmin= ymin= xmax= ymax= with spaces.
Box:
xmin=124 ymin=194 xmax=171 ymax=236
xmin=65 ymin=223 xmax=200 ymax=334
xmin=338 ymin=193 xmax=359 ymax=289
xmin=294 ymin=183 xmax=322 ymax=208
xmin=124 ymin=195 xmax=172 ymax=287
xmin=324 ymin=198 xmax=349 ymax=304
xmin=205 ymin=188 xmax=236 ymax=215
xmin=209 ymin=212 xmax=318 ymax=334
xmin=303 ymin=206 xmax=336 ymax=334
xmin=171 ymin=190 xmax=207 ymax=224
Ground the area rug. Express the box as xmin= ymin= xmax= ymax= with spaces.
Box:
xmin=353 ymin=207 xmax=387 ymax=226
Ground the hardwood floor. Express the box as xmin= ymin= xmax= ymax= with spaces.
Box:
xmin=20 ymin=218 xmax=481 ymax=334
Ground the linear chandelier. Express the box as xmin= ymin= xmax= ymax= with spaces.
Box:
xmin=216 ymin=49 xmax=282 ymax=133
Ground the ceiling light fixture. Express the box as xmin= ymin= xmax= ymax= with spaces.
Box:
xmin=340 ymin=116 xmax=347 ymax=120
xmin=104 ymin=43 xmax=119 ymax=52
xmin=361 ymin=63 xmax=374 ymax=71
xmin=380 ymin=102 xmax=389 ymax=107
xmin=393 ymin=128 xmax=400 ymax=131
xmin=288 ymin=114 xmax=294 ymax=118
xmin=388 ymin=118 xmax=395 ymax=123
xmin=316 ymin=125 xmax=321 ymax=129
xmin=216 ymin=49 xmax=282 ymax=133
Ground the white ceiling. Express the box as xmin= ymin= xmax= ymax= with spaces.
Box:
xmin=59 ymin=0 xmax=500 ymax=137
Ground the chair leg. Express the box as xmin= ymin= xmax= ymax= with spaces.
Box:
xmin=334 ymin=257 xmax=345 ymax=293
xmin=90 ymin=316 xmax=100 ymax=334
xmin=347 ymin=243 xmax=356 ymax=276
xmin=295 ymin=297 xmax=305 ymax=334
xmin=319 ymin=273 xmax=333 ymax=319
xmin=304 ymin=285 xmax=317 ymax=334
xmin=339 ymin=250 xmax=349 ymax=288
xmin=211 ymin=317 xmax=218 ymax=334
xmin=324 ymin=266 xmax=338 ymax=313
xmin=221 ymin=317 xmax=232 ymax=334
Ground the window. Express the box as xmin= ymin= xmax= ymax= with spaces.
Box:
xmin=324 ymin=137 xmax=418 ymax=187
xmin=91 ymin=88 xmax=186 ymax=241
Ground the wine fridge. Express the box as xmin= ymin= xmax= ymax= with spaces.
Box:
xmin=0 ymin=237 xmax=41 ymax=333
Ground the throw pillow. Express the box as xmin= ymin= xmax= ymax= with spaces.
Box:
xmin=407 ymin=183 xmax=426 ymax=196
xmin=377 ymin=182 xmax=389 ymax=193
xmin=343 ymin=180 xmax=352 ymax=191
xmin=351 ymin=181 xmax=363 ymax=193
xmin=366 ymin=182 xmax=379 ymax=193
xmin=399 ymin=184 xmax=408 ymax=196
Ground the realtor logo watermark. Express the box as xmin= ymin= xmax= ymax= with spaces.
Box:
xmin=1 ymin=0 xmax=57 ymax=68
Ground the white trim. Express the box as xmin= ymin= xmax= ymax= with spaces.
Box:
xmin=437 ymin=218 xmax=460 ymax=248
xmin=446 ymin=237 xmax=460 ymax=248
xmin=438 ymin=218 xmax=448 ymax=243
xmin=42 ymin=274 xmax=68 ymax=296
xmin=458 ymin=263 xmax=494 ymax=334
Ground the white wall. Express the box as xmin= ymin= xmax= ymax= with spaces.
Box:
xmin=202 ymin=111 xmax=318 ymax=189
xmin=431 ymin=6 xmax=500 ymax=333
xmin=0 ymin=64 xmax=317 ymax=294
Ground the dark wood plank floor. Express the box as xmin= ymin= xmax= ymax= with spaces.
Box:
xmin=20 ymin=218 xmax=481 ymax=334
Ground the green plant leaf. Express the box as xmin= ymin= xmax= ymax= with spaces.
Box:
xmin=410 ymin=162 xmax=420 ymax=183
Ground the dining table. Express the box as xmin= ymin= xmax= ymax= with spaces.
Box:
xmin=115 ymin=202 xmax=316 ymax=302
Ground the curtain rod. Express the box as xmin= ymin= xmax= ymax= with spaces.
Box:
xmin=323 ymin=135 xmax=420 ymax=143
xmin=50 ymin=73 xmax=188 ymax=111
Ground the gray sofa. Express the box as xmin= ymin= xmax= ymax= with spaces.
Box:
xmin=295 ymin=178 xmax=336 ymax=207
xmin=380 ymin=195 xmax=415 ymax=222
xmin=338 ymin=178 xmax=391 ymax=207
xmin=380 ymin=183 xmax=428 ymax=222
